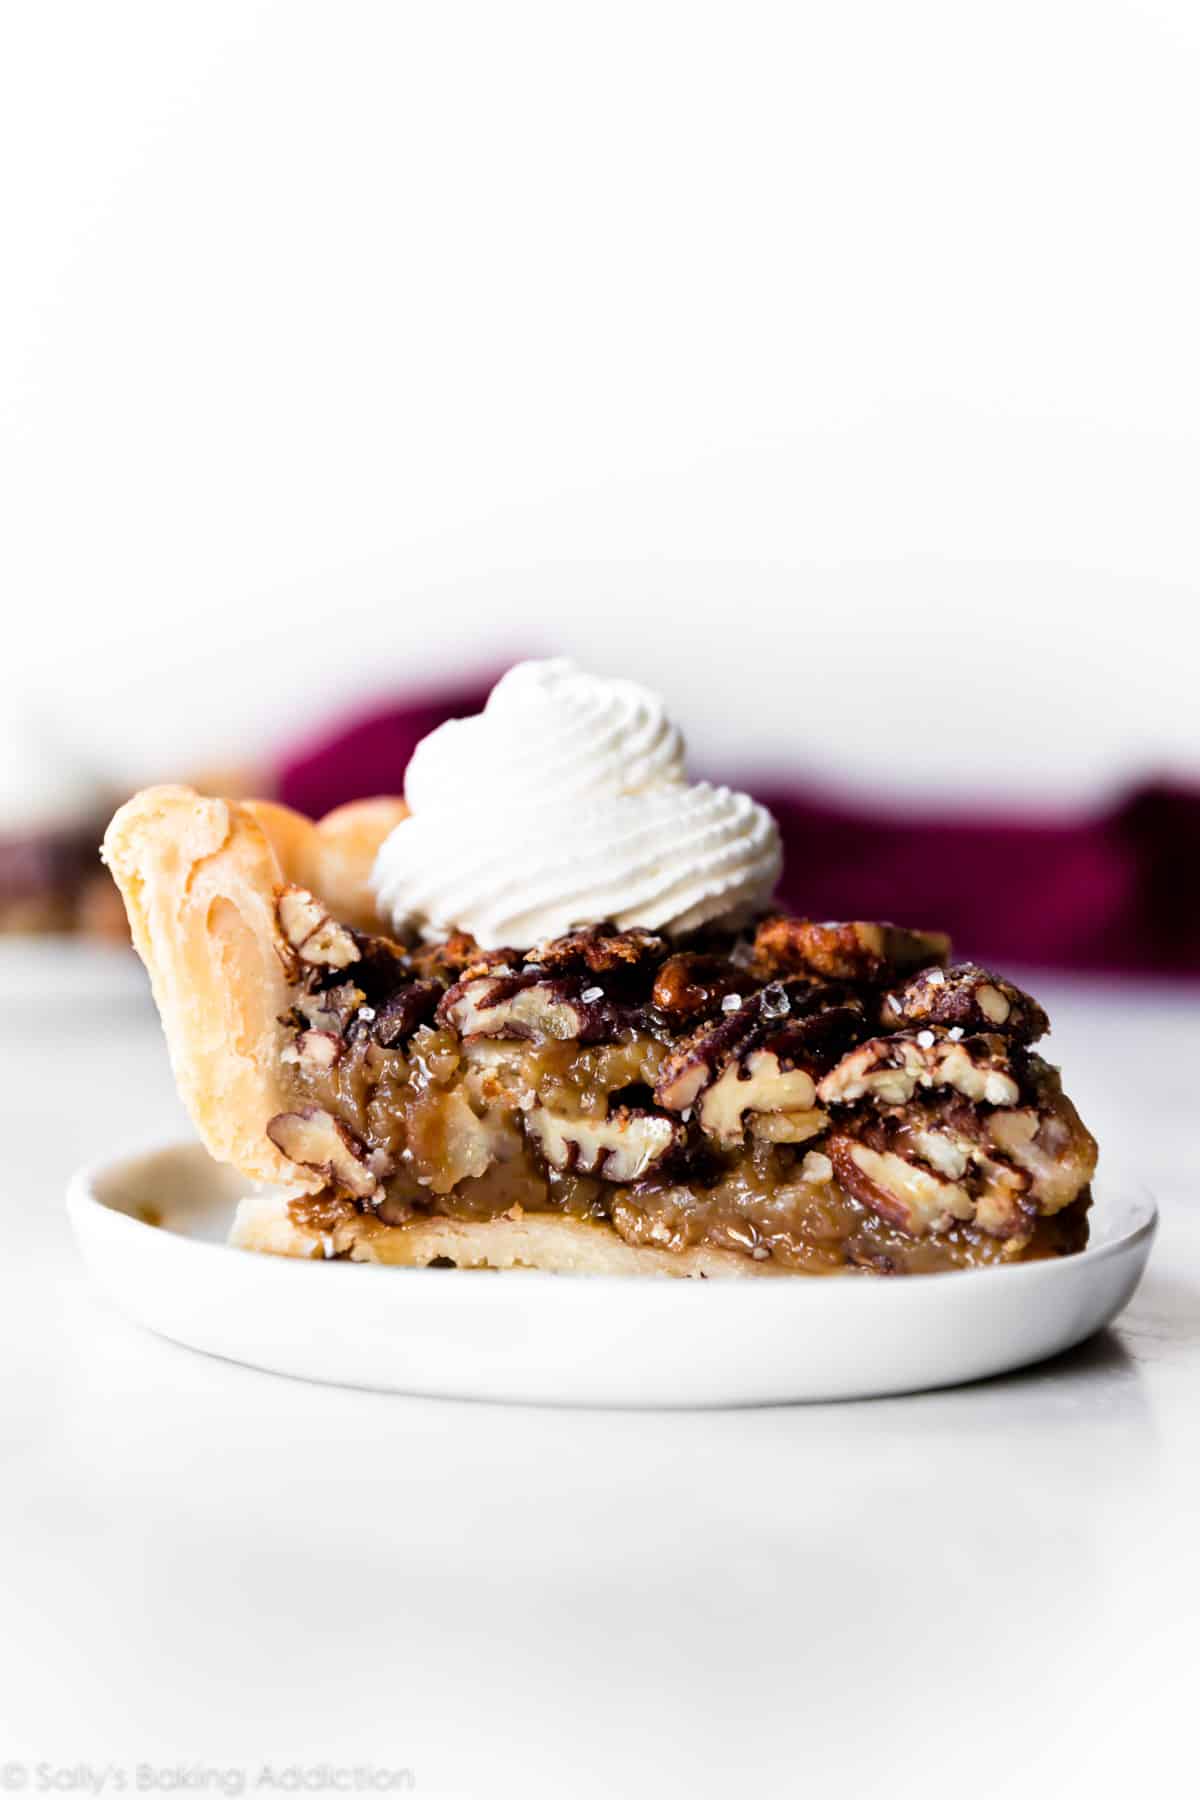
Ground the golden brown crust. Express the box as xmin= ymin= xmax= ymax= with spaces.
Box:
xmin=230 ymin=1192 xmax=797 ymax=1277
xmin=102 ymin=785 xmax=405 ymax=1190
xmin=241 ymin=796 xmax=408 ymax=932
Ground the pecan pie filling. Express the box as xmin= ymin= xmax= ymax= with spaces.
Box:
xmin=268 ymin=896 xmax=1096 ymax=1276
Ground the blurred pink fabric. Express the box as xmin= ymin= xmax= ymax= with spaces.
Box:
xmin=759 ymin=781 xmax=1200 ymax=975
xmin=277 ymin=683 xmax=1200 ymax=976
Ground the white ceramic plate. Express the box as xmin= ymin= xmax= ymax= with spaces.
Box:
xmin=0 ymin=935 xmax=148 ymax=1006
xmin=66 ymin=1141 xmax=1156 ymax=1408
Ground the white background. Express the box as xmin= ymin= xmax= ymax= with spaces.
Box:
xmin=2 ymin=0 xmax=1198 ymax=805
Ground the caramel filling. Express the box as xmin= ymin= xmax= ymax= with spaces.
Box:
xmin=264 ymin=904 xmax=1097 ymax=1274
xmin=282 ymin=1015 xmax=1092 ymax=1276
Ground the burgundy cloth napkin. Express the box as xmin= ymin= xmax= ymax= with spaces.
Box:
xmin=277 ymin=686 xmax=1200 ymax=976
xmin=277 ymin=677 xmax=501 ymax=823
xmin=763 ymin=782 xmax=1200 ymax=976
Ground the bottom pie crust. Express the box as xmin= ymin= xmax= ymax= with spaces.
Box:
xmin=230 ymin=1188 xmax=1090 ymax=1279
xmin=232 ymin=1191 xmax=830 ymax=1276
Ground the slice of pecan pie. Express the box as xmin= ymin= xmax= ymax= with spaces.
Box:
xmin=103 ymin=787 xmax=1096 ymax=1277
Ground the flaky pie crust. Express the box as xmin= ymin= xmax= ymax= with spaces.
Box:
xmin=102 ymin=785 xmax=407 ymax=1192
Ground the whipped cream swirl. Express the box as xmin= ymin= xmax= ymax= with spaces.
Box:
xmin=372 ymin=661 xmax=781 ymax=949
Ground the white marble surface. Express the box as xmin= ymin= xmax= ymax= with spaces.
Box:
xmin=1 ymin=971 xmax=1197 ymax=1798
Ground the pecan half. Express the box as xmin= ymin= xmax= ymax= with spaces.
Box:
xmin=822 ymin=1057 xmax=1095 ymax=1239
xmin=280 ymin=1029 xmax=341 ymax=1074
xmin=827 ymin=1097 xmax=1030 ymax=1237
xmin=530 ymin=925 xmax=666 ymax=977
xmin=817 ymin=1030 xmax=1022 ymax=1110
xmin=266 ymin=1107 xmax=380 ymax=1198
xmin=439 ymin=969 xmax=626 ymax=1045
xmin=405 ymin=932 xmax=515 ymax=982
xmin=753 ymin=917 xmax=950 ymax=984
xmin=880 ymin=962 xmax=1049 ymax=1043
xmin=983 ymin=1058 xmax=1098 ymax=1214
xmin=655 ymin=982 xmax=863 ymax=1142
xmin=525 ymin=1105 xmax=683 ymax=1182
xmin=697 ymin=1050 xmax=823 ymax=1146
xmin=277 ymin=886 xmax=360 ymax=971
xmin=651 ymin=952 xmax=747 ymax=1025
xmin=827 ymin=1134 xmax=980 ymax=1237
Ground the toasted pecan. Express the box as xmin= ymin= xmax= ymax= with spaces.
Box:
xmin=880 ymin=962 xmax=1049 ymax=1043
xmin=753 ymin=917 xmax=950 ymax=984
xmin=651 ymin=951 xmax=747 ymax=1024
xmin=529 ymin=924 xmax=666 ymax=976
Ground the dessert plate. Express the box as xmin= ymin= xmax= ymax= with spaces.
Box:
xmin=66 ymin=1142 xmax=1156 ymax=1408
